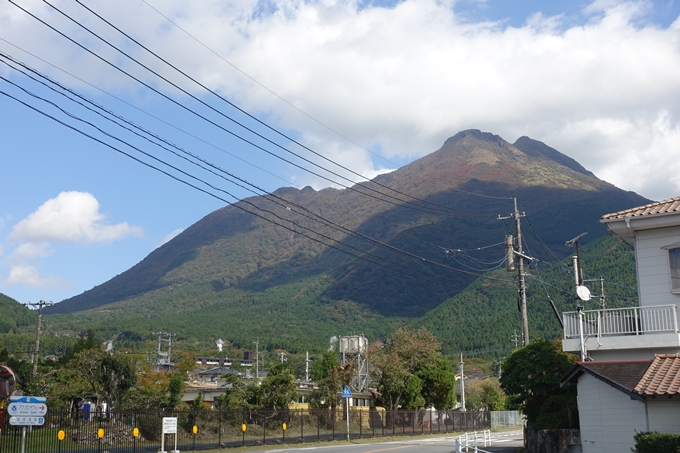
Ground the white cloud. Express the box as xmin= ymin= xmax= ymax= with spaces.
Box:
xmin=2 ymin=1 xmax=680 ymax=200
xmin=9 ymin=191 xmax=142 ymax=243
xmin=8 ymin=242 xmax=51 ymax=264
xmin=2 ymin=192 xmax=142 ymax=290
xmin=4 ymin=264 xmax=70 ymax=290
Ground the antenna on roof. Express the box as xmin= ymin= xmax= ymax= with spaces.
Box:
xmin=566 ymin=232 xmax=588 ymax=285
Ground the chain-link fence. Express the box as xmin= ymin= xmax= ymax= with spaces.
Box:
xmin=0 ymin=408 xmax=495 ymax=452
xmin=490 ymin=410 xmax=523 ymax=430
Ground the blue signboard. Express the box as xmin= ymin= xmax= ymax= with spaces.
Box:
xmin=341 ymin=385 xmax=352 ymax=398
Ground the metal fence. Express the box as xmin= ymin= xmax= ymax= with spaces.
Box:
xmin=490 ymin=410 xmax=523 ymax=430
xmin=0 ymin=408 xmax=492 ymax=452
xmin=563 ymin=304 xmax=679 ymax=339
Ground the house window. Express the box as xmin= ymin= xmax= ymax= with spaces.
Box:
xmin=670 ymin=248 xmax=680 ymax=293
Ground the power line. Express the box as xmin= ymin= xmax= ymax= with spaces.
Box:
xmin=1 ymin=81 xmax=457 ymax=285
xmin=0 ymin=3 xmax=521 ymax=287
xmin=74 ymin=0 xmax=511 ymax=208
xmin=0 ymin=60 xmax=489 ymax=287
xmin=36 ymin=0 xmax=497 ymax=218
xmin=0 ymin=83 xmax=515 ymax=287
xmin=0 ymin=38 xmax=300 ymax=190
xmin=0 ymin=87 xmax=451 ymax=288
xmin=140 ymin=0 xmax=398 ymax=170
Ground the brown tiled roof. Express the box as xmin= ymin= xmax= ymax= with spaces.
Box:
xmin=635 ymin=354 xmax=680 ymax=396
xmin=601 ymin=197 xmax=680 ymax=220
xmin=581 ymin=361 xmax=652 ymax=391
xmin=560 ymin=360 xmax=652 ymax=399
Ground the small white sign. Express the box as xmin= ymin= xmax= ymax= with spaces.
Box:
xmin=162 ymin=417 xmax=178 ymax=434
xmin=9 ymin=416 xmax=45 ymax=426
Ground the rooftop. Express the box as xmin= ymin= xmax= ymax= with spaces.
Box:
xmin=562 ymin=355 xmax=680 ymax=400
xmin=601 ymin=196 xmax=680 ymax=220
xmin=635 ymin=354 xmax=680 ymax=396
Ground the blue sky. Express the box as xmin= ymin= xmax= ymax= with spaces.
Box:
xmin=1 ymin=0 xmax=680 ymax=305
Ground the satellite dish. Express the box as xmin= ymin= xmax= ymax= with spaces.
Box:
xmin=576 ymin=285 xmax=591 ymax=301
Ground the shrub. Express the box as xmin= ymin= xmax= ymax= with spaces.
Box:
xmin=137 ymin=414 xmax=162 ymax=441
xmin=633 ymin=432 xmax=680 ymax=453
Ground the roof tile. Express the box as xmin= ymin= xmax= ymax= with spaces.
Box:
xmin=635 ymin=354 xmax=680 ymax=396
xmin=601 ymin=197 xmax=680 ymax=220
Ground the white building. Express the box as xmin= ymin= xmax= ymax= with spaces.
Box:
xmin=561 ymin=197 xmax=680 ymax=453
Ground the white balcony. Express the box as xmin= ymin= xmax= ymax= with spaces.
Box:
xmin=562 ymin=305 xmax=680 ymax=360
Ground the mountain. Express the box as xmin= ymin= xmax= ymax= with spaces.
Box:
xmin=42 ymin=130 xmax=648 ymax=353
xmin=0 ymin=293 xmax=35 ymax=334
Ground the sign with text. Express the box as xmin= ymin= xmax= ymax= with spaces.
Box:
xmin=8 ymin=396 xmax=47 ymax=424
xmin=10 ymin=416 xmax=45 ymax=426
xmin=162 ymin=417 xmax=177 ymax=434
xmin=8 ymin=402 xmax=47 ymax=417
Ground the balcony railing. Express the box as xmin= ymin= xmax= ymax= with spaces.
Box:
xmin=563 ymin=304 xmax=679 ymax=339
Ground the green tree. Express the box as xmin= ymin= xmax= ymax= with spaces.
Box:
xmin=369 ymin=326 xmax=450 ymax=410
xmin=419 ymin=358 xmax=457 ymax=409
xmin=465 ymin=378 xmax=506 ymax=411
xmin=500 ymin=338 xmax=578 ymax=429
xmin=58 ymin=329 xmax=98 ymax=365
xmin=126 ymin=365 xmax=170 ymax=410
xmin=99 ymin=354 xmax=137 ymax=409
xmin=308 ymin=351 xmax=353 ymax=411
xmin=310 ymin=351 xmax=339 ymax=382
xmin=259 ymin=364 xmax=298 ymax=410
xmin=166 ymin=372 xmax=184 ymax=410
xmin=48 ymin=349 xmax=138 ymax=410
xmin=5 ymin=356 xmax=41 ymax=397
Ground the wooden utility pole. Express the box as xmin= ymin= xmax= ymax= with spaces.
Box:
xmin=26 ymin=300 xmax=54 ymax=376
xmin=253 ymin=338 xmax=259 ymax=381
xmin=514 ymin=198 xmax=529 ymax=346
xmin=459 ymin=353 xmax=466 ymax=411
xmin=500 ymin=198 xmax=528 ymax=346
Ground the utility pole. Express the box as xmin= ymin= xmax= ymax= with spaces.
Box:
xmin=253 ymin=338 xmax=259 ymax=381
xmin=566 ymin=233 xmax=588 ymax=286
xmin=278 ymin=351 xmax=287 ymax=364
xmin=511 ymin=331 xmax=520 ymax=349
xmin=26 ymin=300 xmax=53 ymax=376
xmin=459 ymin=353 xmax=466 ymax=411
xmin=500 ymin=198 xmax=528 ymax=346
xmin=305 ymin=351 xmax=310 ymax=382
xmin=600 ymin=276 xmax=606 ymax=310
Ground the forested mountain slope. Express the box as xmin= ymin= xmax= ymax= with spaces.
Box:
xmin=36 ymin=130 xmax=647 ymax=354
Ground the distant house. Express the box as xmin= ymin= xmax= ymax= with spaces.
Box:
xmin=561 ymin=197 xmax=680 ymax=453
xmin=197 ymin=367 xmax=241 ymax=384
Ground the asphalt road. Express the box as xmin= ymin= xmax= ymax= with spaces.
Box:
xmin=254 ymin=430 xmax=524 ymax=453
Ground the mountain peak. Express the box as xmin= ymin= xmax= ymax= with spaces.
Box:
xmin=443 ymin=129 xmax=504 ymax=147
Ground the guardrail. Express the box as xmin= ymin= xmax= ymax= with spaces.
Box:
xmin=455 ymin=430 xmax=492 ymax=452
xmin=563 ymin=304 xmax=679 ymax=339
xmin=0 ymin=407 xmax=494 ymax=452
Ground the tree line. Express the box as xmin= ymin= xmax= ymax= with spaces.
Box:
xmin=1 ymin=326 xmax=576 ymax=430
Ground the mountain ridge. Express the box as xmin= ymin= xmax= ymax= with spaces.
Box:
xmin=44 ymin=130 xmax=647 ymax=350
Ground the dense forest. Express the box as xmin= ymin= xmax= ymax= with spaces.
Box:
xmin=0 ymin=234 xmax=637 ymax=361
